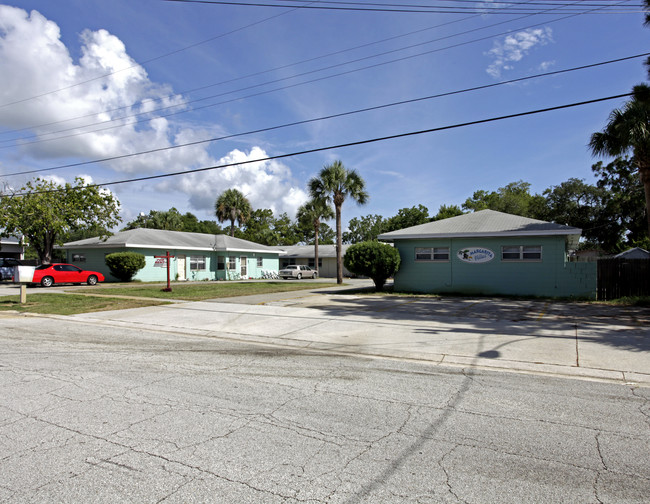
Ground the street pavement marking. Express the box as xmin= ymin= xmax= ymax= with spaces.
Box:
xmin=536 ymin=302 xmax=550 ymax=320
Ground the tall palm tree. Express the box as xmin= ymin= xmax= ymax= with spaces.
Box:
xmin=308 ymin=160 xmax=368 ymax=284
xmin=589 ymin=84 xmax=650 ymax=239
xmin=215 ymin=188 xmax=252 ymax=237
xmin=297 ymin=198 xmax=334 ymax=275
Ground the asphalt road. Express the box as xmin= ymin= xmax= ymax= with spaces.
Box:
xmin=1 ymin=313 xmax=649 ymax=503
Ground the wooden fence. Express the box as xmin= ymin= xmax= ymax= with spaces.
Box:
xmin=597 ymin=258 xmax=650 ymax=300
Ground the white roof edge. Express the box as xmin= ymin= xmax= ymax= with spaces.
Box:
xmin=63 ymin=243 xmax=279 ymax=254
xmin=223 ymin=247 xmax=280 ymax=254
xmin=378 ymin=229 xmax=581 ymax=240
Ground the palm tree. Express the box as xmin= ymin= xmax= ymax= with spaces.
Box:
xmin=297 ymin=198 xmax=334 ymax=275
xmin=215 ymin=188 xmax=252 ymax=237
xmin=308 ymin=160 xmax=368 ymax=284
xmin=589 ymin=84 xmax=650 ymax=239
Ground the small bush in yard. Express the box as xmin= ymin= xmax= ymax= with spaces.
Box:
xmin=344 ymin=241 xmax=401 ymax=291
xmin=105 ymin=252 xmax=146 ymax=282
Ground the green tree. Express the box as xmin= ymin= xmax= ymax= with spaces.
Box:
xmin=273 ymin=212 xmax=301 ymax=245
xmin=239 ymin=209 xmax=301 ymax=246
xmin=589 ymin=84 xmax=650 ymax=239
xmin=0 ymin=177 xmax=121 ymax=264
xmin=343 ymin=214 xmax=385 ymax=243
xmin=343 ymin=241 xmax=400 ymax=291
xmin=384 ymin=204 xmax=430 ymax=232
xmin=297 ymin=199 xmax=335 ymax=273
xmin=105 ymin=252 xmax=146 ymax=282
xmin=432 ymin=204 xmax=464 ymax=221
xmin=309 ymin=160 xmax=369 ymax=284
xmin=180 ymin=212 xmax=222 ymax=234
xmin=239 ymin=208 xmax=277 ymax=244
xmin=592 ymin=157 xmax=648 ymax=251
xmin=462 ymin=181 xmax=545 ymax=218
xmin=215 ymin=188 xmax=252 ymax=237
xmin=541 ymin=178 xmax=608 ymax=246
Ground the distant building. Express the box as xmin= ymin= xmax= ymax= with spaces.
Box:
xmin=613 ymin=247 xmax=650 ymax=259
xmin=273 ymin=244 xmax=353 ymax=278
xmin=61 ymin=228 xmax=280 ymax=282
xmin=378 ymin=209 xmax=596 ymax=298
xmin=0 ymin=235 xmax=24 ymax=259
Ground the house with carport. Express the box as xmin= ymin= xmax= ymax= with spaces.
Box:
xmin=273 ymin=244 xmax=353 ymax=278
xmin=61 ymin=228 xmax=281 ymax=282
xmin=378 ymin=209 xmax=596 ymax=298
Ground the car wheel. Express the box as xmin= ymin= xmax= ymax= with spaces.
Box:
xmin=41 ymin=276 xmax=54 ymax=287
xmin=87 ymin=275 xmax=98 ymax=286
xmin=297 ymin=273 xmax=302 ymax=279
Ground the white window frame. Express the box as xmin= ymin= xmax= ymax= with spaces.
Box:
xmin=415 ymin=247 xmax=449 ymax=262
xmin=190 ymin=255 xmax=206 ymax=271
xmin=501 ymin=245 xmax=542 ymax=261
xmin=257 ymin=257 xmax=263 ymax=267
xmin=227 ymin=256 xmax=237 ymax=270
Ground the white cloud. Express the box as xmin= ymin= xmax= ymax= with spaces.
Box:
xmin=155 ymin=146 xmax=309 ymax=218
xmin=0 ymin=6 xmax=306 ymax=221
xmin=486 ymin=27 xmax=553 ymax=79
xmin=0 ymin=5 xmax=187 ymax=165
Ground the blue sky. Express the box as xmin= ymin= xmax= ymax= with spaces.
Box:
xmin=0 ymin=0 xmax=648 ymax=229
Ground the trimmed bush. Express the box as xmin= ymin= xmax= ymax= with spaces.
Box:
xmin=105 ymin=252 xmax=146 ymax=282
xmin=343 ymin=241 xmax=401 ymax=291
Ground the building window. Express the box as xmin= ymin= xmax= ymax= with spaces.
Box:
xmin=217 ymin=256 xmax=225 ymax=270
xmin=433 ymin=247 xmax=449 ymax=260
xmin=502 ymin=245 xmax=542 ymax=261
xmin=228 ymin=256 xmax=237 ymax=270
xmin=71 ymin=253 xmax=86 ymax=263
xmin=257 ymin=257 xmax=263 ymax=267
xmin=190 ymin=255 xmax=206 ymax=271
xmin=415 ymin=247 xmax=449 ymax=261
xmin=308 ymin=258 xmax=323 ymax=268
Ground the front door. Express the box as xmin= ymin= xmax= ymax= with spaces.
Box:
xmin=177 ymin=255 xmax=186 ymax=280
xmin=240 ymin=256 xmax=247 ymax=278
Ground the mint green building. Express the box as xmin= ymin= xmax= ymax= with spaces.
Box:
xmin=62 ymin=228 xmax=280 ymax=282
xmin=378 ymin=210 xmax=596 ymax=299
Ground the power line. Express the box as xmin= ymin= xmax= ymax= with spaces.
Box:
xmin=6 ymin=92 xmax=633 ymax=196
xmin=0 ymin=1 xmax=620 ymax=148
xmin=0 ymin=0 xmax=624 ymax=138
xmin=0 ymin=2 xmax=314 ymax=109
xmin=162 ymin=0 xmax=642 ymax=14
xmin=2 ymin=53 xmax=645 ymax=179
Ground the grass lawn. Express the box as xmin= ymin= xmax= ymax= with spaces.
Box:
xmin=0 ymin=294 xmax=169 ymax=315
xmin=0 ymin=281 xmax=340 ymax=315
xmin=67 ymin=281 xmax=337 ymax=301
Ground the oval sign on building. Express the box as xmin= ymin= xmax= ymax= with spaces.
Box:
xmin=457 ymin=247 xmax=495 ymax=264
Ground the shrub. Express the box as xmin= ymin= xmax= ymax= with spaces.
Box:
xmin=343 ymin=241 xmax=401 ymax=291
xmin=105 ymin=252 xmax=146 ymax=282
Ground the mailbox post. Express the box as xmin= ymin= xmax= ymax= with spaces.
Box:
xmin=14 ymin=265 xmax=36 ymax=304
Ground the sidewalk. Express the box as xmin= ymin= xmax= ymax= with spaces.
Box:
xmin=62 ymin=285 xmax=650 ymax=387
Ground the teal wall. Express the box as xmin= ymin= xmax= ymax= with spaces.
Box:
xmin=392 ymin=236 xmax=596 ymax=299
xmin=65 ymin=248 xmax=279 ymax=282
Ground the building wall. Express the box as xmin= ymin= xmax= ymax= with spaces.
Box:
xmin=392 ymin=236 xmax=596 ymax=298
xmin=66 ymin=248 xmax=279 ymax=282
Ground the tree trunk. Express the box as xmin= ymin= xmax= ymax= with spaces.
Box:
xmin=314 ymin=221 xmax=320 ymax=275
xmin=335 ymin=204 xmax=342 ymax=284
xmin=229 ymin=219 xmax=235 ymax=237
xmin=641 ymin=166 xmax=650 ymax=240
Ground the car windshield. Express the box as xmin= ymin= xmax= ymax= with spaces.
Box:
xmin=35 ymin=265 xmax=52 ymax=270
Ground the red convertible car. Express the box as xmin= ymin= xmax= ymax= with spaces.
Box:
xmin=31 ymin=263 xmax=104 ymax=287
